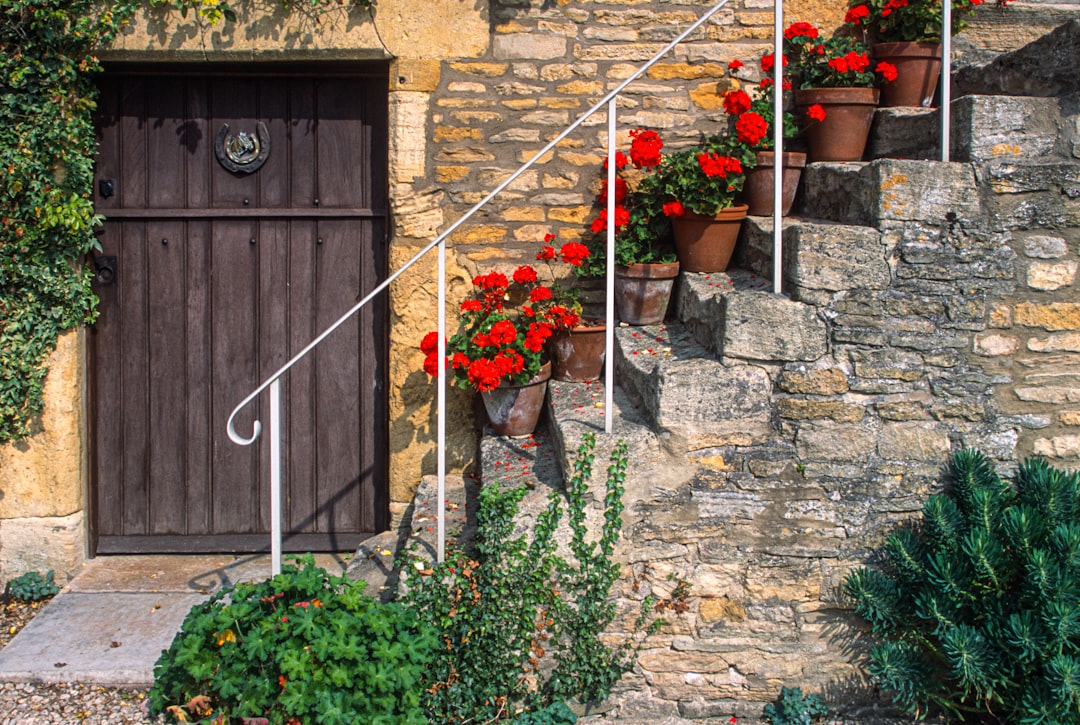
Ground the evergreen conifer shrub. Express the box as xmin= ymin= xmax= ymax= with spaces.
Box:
xmin=845 ymin=450 xmax=1080 ymax=723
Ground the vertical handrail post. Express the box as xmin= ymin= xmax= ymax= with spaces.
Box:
xmin=437 ymin=239 xmax=447 ymax=563
xmin=269 ymin=379 xmax=282 ymax=576
xmin=941 ymin=0 xmax=952 ymax=161
xmin=772 ymin=0 xmax=784 ymax=295
xmin=604 ymin=99 xmax=617 ymax=435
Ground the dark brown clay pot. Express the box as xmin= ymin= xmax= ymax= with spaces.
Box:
xmin=743 ymin=152 xmax=807 ymax=216
xmin=670 ymin=205 xmax=749 ymax=273
xmin=795 ymin=87 xmax=880 ymax=162
xmin=548 ymin=322 xmax=606 ymax=382
xmin=480 ymin=362 xmax=551 ymax=437
xmin=614 ymin=261 xmax=680 ymax=326
xmin=874 ymin=41 xmax=942 ymax=108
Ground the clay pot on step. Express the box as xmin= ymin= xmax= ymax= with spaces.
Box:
xmin=795 ymin=87 xmax=880 ymax=162
xmin=670 ymin=205 xmax=749 ymax=273
xmin=874 ymin=42 xmax=942 ymax=108
xmin=742 ymin=151 xmax=807 ymax=216
xmin=480 ymin=362 xmax=551 ymax=437
xmin=614 ymin=261 xmax=680 ymax=325
xmin=548 ymin=322 xmax=606 ymax=382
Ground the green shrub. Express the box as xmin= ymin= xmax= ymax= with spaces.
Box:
xmin=4 ymin=570 xmax=59 ymax=602
xmin=508 ymin=701 xmax=578 ymax=724
xmin=845 ymin=450 xmax=1080 ymax=723
xmin=402 ymin=433 xmax=659 ymax=723
xmin=149 ymin=554 xmax=438 ymax=725
xmin=762 ymin=686 xmax=828 ymax=725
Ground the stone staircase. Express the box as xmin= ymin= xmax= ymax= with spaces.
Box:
xmin=401 ymin=21 xmax=1080 ymax=723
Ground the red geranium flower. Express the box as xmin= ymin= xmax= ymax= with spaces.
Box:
xmin=734 ymin=111 xmax=769 ymax=147
xmin=844 ymin=4 xmax=870 ymax=24
xmin=722 ymin=89 xmax=752 ymax=116
xmin=662 ymin=200 xmax=685 ymax=217
xmin=559 ymin=241 xmax=590 ymax=267
xmin=512 ymin=265 xmax=538 ymax=285
xmin=806 ymin=104 xmax=827 ymax=122
xmin=784 ymin=21 xmax=819 ymax=39
xmin=876 ymin=61 xmax=898 ymax=82
xmin=628 ymin=128 xmax=664 ymax=168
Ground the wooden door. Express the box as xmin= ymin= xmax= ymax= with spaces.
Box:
xmin=90 ymin=67 xmax=389 ymax=553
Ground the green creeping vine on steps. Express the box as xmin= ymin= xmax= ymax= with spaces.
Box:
xmin=845 ymin=450 xmax=1080 ymax=724
xmin=0 ymin=0 xmax=137 ymax=441
xmin=401 ymin=433 xmax=662 ymax=723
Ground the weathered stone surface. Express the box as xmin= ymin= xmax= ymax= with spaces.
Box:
xmin=0 ymin=512 xmax=85 ymax=584
xmin=1033 ymin=435 xmax=1080 ymax=459
xmin=877 ymin=422 xmax=951 ymax=461
xmin=1014 ymin=302 xmax=1080 ymax=330
xmin=777 ymin=399 xmax=866 ymax=422
xmin=1024 ymin=234 xmax=1069 ymax=258
xmin=796 ymin=422 xmax=877 ymax=461
xmin=974 ymin=332 xmax=1020 ymax=356
xmin=801 ymin=159 xmax=982 ymax=227
xmin=616 ymin=324 xmax=774 ymax=449
xmin=778 ymin=367 xmax=850 ymax=395
xmin=979 ymin=160 xmax=1080 ymax=229
xmin=954 ymin=19 xmax=1080 ymax=98
xmin=1027 ymin=260 xmax=1078 ymax=290
xmin=493 ymin=34 xmax=567 ymax=60
xmin=866 ymin=106 xmax=938 ymax=161
xmin=0 ymin=331 xmax=84 ymax=520
xmin=951 ymin=95 xmax=1062 ymax=163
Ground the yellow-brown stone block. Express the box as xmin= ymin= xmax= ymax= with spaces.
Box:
xmin=548 ymin=206 xmax=593 ymax=224
xmin=778 ymin=368 xmax=849 ymax=395
xmin=501 ymin=99 xmax=539 ymax=110
xmin=390 ymin=58 xmax=441 ymax=92
xmin=1060 ymin=411 xmax=1080 ymax=426
xmin=433 ymin=125 xmax=482 ymax=142
xmin=451 ymin=111 xmax=502 ymax=124
xmin=504 ymin=207 xmax=546 ymax=222
xmin=559 ymin=151 xmax=605 ymax=166
xmin=777 ymin=399 xmax=865 ymax=422
xmin=556 ymin=80 xmax=605 ymax=95
xmin=689 ymin=81 xmax=734 ymax=111
xmin=1014 ymin=302 xmax=1080 ymax=331
xmin=513 ymin=224 xmax=554 ymax=242
xmin=539 ymin=97 xmax=582 ymax=109
xmin=435 ymin=165 xmax=470 ymax=183
xmin=450 ymin=62 xmax=509 ymax=77
xmin=646 ymin=62 xmax=728 ymax=81
xmin=988 ymin=303 xmax=1013 ymax=328
xmin=699 ymin=597 xmax=746 ymax=623
xmin=450 ymin=225 xmax=507 ymax=245
xmin=436 ymin=146 xmax=495 ymax=163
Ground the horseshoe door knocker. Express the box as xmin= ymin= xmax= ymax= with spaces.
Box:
xmin=215 ymin=121 xmax=271 ymax=174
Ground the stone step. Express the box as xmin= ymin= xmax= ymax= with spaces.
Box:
xmin=980 ymin=157 xmax=1080 ymax=230
xmin=675 ymin=268 xmax=829 ymax=362
xmin=954 ymin=17 xmax=1080 ymax=98
xmin=797 ymin=158 xmax=982 ymax=228
xmin=866 ymin=95 xmax=1063 ymax=163
xmin=612 ymin=321 xmax=775 ymax=451
xmin=735 ymin=216 xmax=889 ymax=305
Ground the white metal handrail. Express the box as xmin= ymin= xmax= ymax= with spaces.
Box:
xmin=224 ymin=0 xmax=929 ymax=573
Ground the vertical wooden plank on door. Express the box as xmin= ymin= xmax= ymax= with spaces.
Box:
xmin=313 ymin=79 xmax=366 ymax=535
xmin=286 ymin=79 xmax=318 ymax=535
xmin=118 ymin=79 xmax=149 ymax=536
xmin=185 ymin=76 xmax=212 ymax=536
xmin=145 ymin=76 xmax=187 ymax=535
xmin=90 ymin=77 xmax=123 ymax=541
xmin=210 ymin=78 xmax=262 ymax=536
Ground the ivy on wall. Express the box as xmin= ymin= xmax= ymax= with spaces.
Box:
xmin=0 ymin=0 xmax=138 ymax=441
xmin=0 ymin=0 xmax=377 ymax=443
xmin=148 ymin=0 xmax=375 ymax=25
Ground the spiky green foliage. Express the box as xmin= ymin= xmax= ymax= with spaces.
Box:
xmin=845 ymin=450 xmax=1080 ymax=723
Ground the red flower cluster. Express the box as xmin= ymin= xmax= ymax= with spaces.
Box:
xmin=697 ymin=152 xmax=742 ymax=178
xmin=421 ymin=235 xmax=588 ymax=392
xmin=662 ymin=200 xmax=685 ymax=217
xmin=628 ymin=128 xmax=663 ymax=168
xmin=827 ymin=50 xmax=871 ymax=74
xmin=734 ymin=111 xmax=769 ymax=147
xmin=844 ymin=3 xmax=871 ymax=23
xmin=722 ymin=89 xmax=752 ymax=116
xmin=784 ymin=21 xmax=820 ymax=39
xmin=806 ymin=103 xmax=827 ymax=122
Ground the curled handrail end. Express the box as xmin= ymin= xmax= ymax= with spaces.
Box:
xmin=227 ymin=417 xmax=262 ymax=446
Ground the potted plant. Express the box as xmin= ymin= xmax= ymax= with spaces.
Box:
xmin=784 ymin=21 xmax=897 ymax=161
xmin=723 ymin=58 xmax=806 ymax=216
xmin=581 ymin=129 xmax=681 ymax=325
xmin=844 ymin=0 xmax=1001 ymax=107
xmin=420 ymin=237 xmax=588 ymax=436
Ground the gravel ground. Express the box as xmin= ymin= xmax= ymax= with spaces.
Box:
xmin=0 ymin=598 xmax=160 ymax=724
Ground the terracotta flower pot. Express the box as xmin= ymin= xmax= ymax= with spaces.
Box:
xmin=795 ymin=87 xmax=880 ymax=162
xmin=670 ymin=205 xmax=749 ymax=273
xmin=548 ymin=322 xmax=606 ymax=382
xmin=742 ymin=152 xmax=807 ymax=216
xmin=874 ymin=42 xmax=942 ymax=108
xmin=614 ymin=261 xmax=680 ymax=326
xmin=480 ymin=362 xmax=551 ymax=437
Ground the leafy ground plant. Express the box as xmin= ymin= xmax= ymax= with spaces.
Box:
xmin=845 ymin=450 xmax=1080 ymax=723
xmin=762 ymin=686 xmax=828 ymax=725
xmin=3 ymin=570 xmax=59 ymax=602
xmin=149 ymin=554 xmax=438 ymax=725
xmin=401 ymin=433 xmax=659 ymax=723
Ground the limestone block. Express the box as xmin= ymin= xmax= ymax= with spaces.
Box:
xmin=796 ymin=422 xmax=876 ymax=462
xmin=1029 ymin=333 xmax=1080 ymax=353
xmin=493 ymin=34 xmax=566 ymax=61
xmin=1061 ymin=411 xmax=1080 ymax=426
xmin=1014 ymin=302 xmax=1080 ymax=331
xmin=953 ymin=19 xmax=1080 ymax=97
xmin=0 ymin=331 xmax=84 ymax=520
xmin=778 ymin=367 xmax=850 ymax=395
xmin=973 ymin=332 xmax=1020 ymax=356
xmin=1033 ymin=435 xmax=1080 ymax=459
xmin=0 ymin=512 xmax=85 ymax=584
xmin=777 ymin=399 xmax=865 ymax=422
xmin=802 ymin=159 xmax=981 ymax=227
xmin=615 ymin=325 xmax=774 ymax=448
xmin=390 ymin=59 xmax=440 ymax=92
xmin=389 ymin=92 xmax=430 ymax=185
xmin=1027 ymin=260 xmax=1078 ymax=291
xmin=979 ymin=161 xmax=1080 ymax=229
xmin=866 ymin=106 xmax=938 ymax=161
xmin=878 ymin=422 xmax=951 ymax=462
xmin=950 ymin=95 xmax=1061 ymax=163
xmin=1023 ymin=235 xmax=1069 ymax=259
